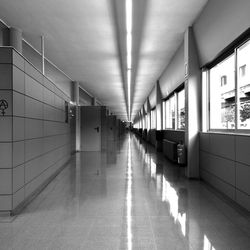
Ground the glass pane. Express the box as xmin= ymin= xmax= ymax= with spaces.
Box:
xmin=151 ymin=110 xmax=156 ymax=129
xmin=166 ymin=100 xmax=171 ymax=128
xmin=210 ymin=54 xmax=235 ymax=129
xmin=237 ymin=40 xmax=250 ymax=129
xmin=170 ymin=95 xmax=176 ymax=129
xmin=177 ymin=89 xmax=185 ymax=129
xmin=162 ymin=101 xmax=166 ymax=129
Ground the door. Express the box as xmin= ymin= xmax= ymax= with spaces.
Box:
xmin=80 ymin=106 xmax=101 ymax=151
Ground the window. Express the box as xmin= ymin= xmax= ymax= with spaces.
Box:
xmin=147 ymin=113 xmax=150 ymax=129
xmin=163 ymin=87 xmax=185 ymax=130
xmin=210 ymin=54 xmax=235 ymax=129
xmin=239 ymin=64 xmax=246 ymax=77
xmin=166 ymin=99 xmax=171 ymax=128
xmin=151 ymin=109 xmax=156 ymax=129
xmin=237 ymin=40 xmax=250 ymax=129
xmin=170 ymin=95 xmax=176 ymax=129
xmin=221 ymin=75 xmax=227 ymax=86
xmin=162 ymin=101 xmax=166 ymax=129
xmin=177 ymin=89 xmax=185 ymax=129
xmin=206 ymin=38 xmax=250 ymax=131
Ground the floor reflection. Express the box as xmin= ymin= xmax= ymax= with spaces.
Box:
xmin=126 ymin=135 xmax=133 ymax=250
xmin=133 ymin=134 xmax=250 ymax=250
xmin=0 ymin=133 xmax=249 ymax=250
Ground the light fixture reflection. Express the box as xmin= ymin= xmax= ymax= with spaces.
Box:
xmin=150 ymin=159 xmax=156 ymax=179
xmin=203 ymin=235 xmax=216 ymax=250
xmin=126 ymin=135 xmax=133 ymax=250
xmin=126 ymin=0 xmax=132 ymax=121
xmin=162 ymin=176 xmax=187 ymax=236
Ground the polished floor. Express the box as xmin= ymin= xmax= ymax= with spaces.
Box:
xmin=1 ymin=134 xmax=250 ymax=250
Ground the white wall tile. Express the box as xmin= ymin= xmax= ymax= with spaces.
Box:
xmin=201 ymin=170 xmax=235 ymax=200
xmin=43 ymin=104 xmax=56 ymax=121
xmin=13 ymin=117 xmax=25 ymax=141
xmin=0 ymin=117 xmax=12 ymax=141
xmin=25 ymin=96 xmax=43 ymax=119
xmin=13 ymin=164 xmax=24 ymax=193
xmin=25 ymin=118 xmax=43 ymax=139
xmin=0 ymin=169 xmax=12 ymax=194
xmin=13 ymin=66 xmax=25 ymax=94
xmin=236 ymin=162 xmax=250 ymax=195
xmin=13 ymin=91 xmax=24 ymax=117
xmin=25 ymin=74 xmax=43 ymax=102
xmin=43 ymin=78 xmax=55 ymax=92
xmin=200 ymin=151 xmax=211 ymax=171
xmin=0 ymin=195 xmax=12 ymax=210
xmin=25 ymin=156 xmax=44 ymax=183
xmin=43 ymin=88 xmax=54 ymax=106
xmin=12 ymin=50 xmax=24 ymax=71
xmin=0 ymin=48 xmax=12 ymax=64
xmin=210 ymin=134 xmax=235 ymax=160
xmin=235 ymin=190 xmax=250 ymax=211
xmin=25 ymin=172 xmax=44 ymax=198
xmin=25 ymin=138 xmax=43 ymax=161
xmin=200 ymin=133 xmax=210 ymax=152
xmin=0 ymin=90 xmax=12 ymax=117
xmin=25 ymin=61 xmax=43 ymax=84
xmin=55 ymin=95 xmax=64 ymax=110
xmin=0 ymin=143 xmax=12 ymax=168
xmin=0 ymin=64 xmax=12 ymax=89
xmin=13 ymin=141 xmax=25 ymax=167
xmin=209 ymin=155 xmax=235 ymax=186
xmin=235 ymin=135 xmax=250 ymax=166
xmin=0 ymin=90 xmax=12 ymax=116
xmin=13 ymin=187 xmax=24 ymax=209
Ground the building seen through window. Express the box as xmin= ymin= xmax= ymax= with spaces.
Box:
xmin=209 ymin=39 xmax=250 ymax=130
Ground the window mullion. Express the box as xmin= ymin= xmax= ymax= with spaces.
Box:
xmin=174 ymin=92 xmax=178 ymax=129
xmin=235 ymin=48 xmax=239 ymax=131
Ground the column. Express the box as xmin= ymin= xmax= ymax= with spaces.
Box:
xmin=92 ymin=97 xmax=97 ymax=106
xmin=184 ymin=26 xmax=201 ymax=178
xmin=156 ymin=80 xmax=163 ymax=151
xmin=9 ymin=27 xmax=22 ymax=54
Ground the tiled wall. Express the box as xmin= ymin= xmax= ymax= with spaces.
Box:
xmin=0 ymin=47 xmax=72 ymax=213
xmin=200 ymin=132 xmax=250 ymax=211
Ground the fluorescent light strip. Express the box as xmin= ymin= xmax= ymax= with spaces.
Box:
xmin=126 ymin=0 xmax=132 ymax=121
xmin=128 ymin=69 xmax=131 ymax=117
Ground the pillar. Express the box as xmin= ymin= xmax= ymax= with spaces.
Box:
xmin=9 ymin=27 xmax=22 ymax=54
xmin=156 ymin=80 xmax=162 ymax=130
xmin=184 ymin=26 xmax=201 ymax=178
xmin=92 ymin=97 xmax=97 ymax=106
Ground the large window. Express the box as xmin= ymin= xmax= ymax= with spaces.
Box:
xmin=207 ymin=39 xmax=250 ymax=131
xmin=163 ymin=87 xmax=185 ymax=130
xmin=210 ymin=54 xmax=235 ymax=129
xmin=151 ymin=109 xmax=156 ymax=129
xmin=237 ymin=40 xmax=250 ymax=129
xmin=177 ymin=89 xmax=185 ymax=129
xmin=170 ymin=95 xmax=176 ymax=129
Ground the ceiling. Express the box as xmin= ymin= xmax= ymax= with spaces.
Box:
xmin=0 ymin=0 xmax=207 ymax=121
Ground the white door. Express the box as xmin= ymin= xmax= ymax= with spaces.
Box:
xmin=80 ymin=106 xmax=101 ymax=151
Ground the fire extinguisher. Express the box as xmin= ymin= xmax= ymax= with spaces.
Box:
xmin=177 ymin=141 xmax=186 ymax=165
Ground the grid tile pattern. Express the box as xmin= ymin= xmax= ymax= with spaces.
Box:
xmin=0 ymin=48 xmax=72 ymax=212
xmin=200 ymin=132 xmax=250 ymax=211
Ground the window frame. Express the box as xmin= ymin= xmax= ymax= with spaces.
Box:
xmin=162 ymin=83 xmax=185 ymax=131
xmin=204 ymin=30 xmax=250 ymax=134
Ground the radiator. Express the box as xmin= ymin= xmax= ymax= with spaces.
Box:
xmin=163 ymin=139 xmax=177 ymax=162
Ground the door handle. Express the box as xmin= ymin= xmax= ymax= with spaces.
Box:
xmin=94 ymin=126 xmax=99 ymax=133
